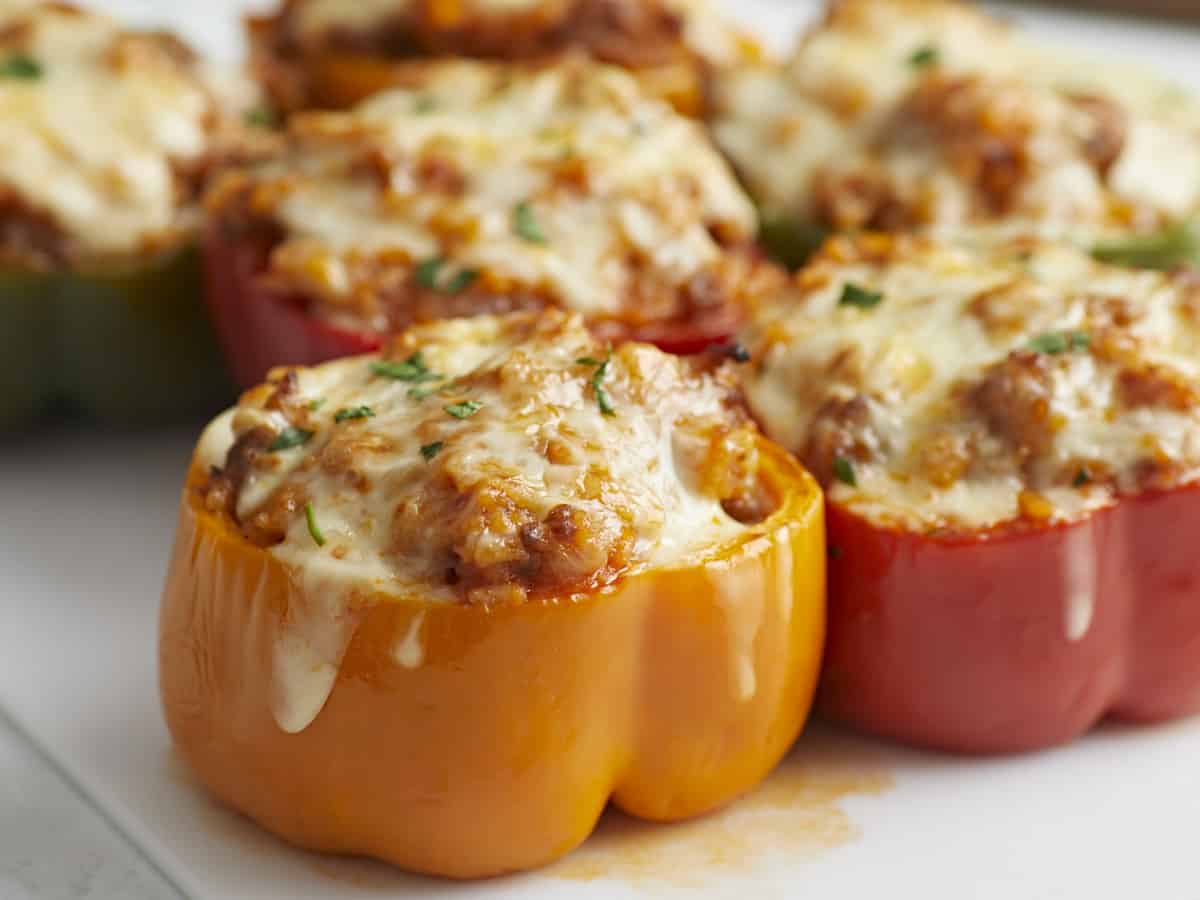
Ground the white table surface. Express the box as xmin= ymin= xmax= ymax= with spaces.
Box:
xmin=2 ymin=3 xmax=1200 ymax=899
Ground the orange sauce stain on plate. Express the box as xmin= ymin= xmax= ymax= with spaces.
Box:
xmin=550 ymin=725 xmax=893 ymax=887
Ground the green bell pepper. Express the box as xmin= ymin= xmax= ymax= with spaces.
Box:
xmin=0 ymin=246 xmax=234 ymax=428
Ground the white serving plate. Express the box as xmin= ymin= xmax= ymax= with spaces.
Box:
xmin=3 ymin=3 xmax=1200 ymax=898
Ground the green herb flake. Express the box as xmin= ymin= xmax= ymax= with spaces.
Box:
xmin=758 ymin=212 xmax=828 ymax=270
xmin=513 ymin=201 xmax=547 ymax=244
xmin=578 ymin=355 xmax=616 ymax=416
xmin=308 ymin=397 xmax=327 ymax=411
xmin=304 ymin=502 xmax=326 ymax=547
xmin=1072 ymin=468 xmax=1091 ymax=488
xmin=414 ymin=257 xmax=479 ymax=294
xmin=908 ymin=44 xmax=940 ymax=68
xmin=415 ymin=257 xmax=445 ymax=290
xmin=0 ymin=54 xmax=42 ymax=80
xmin=446 ymin=267 xmax=478 ymax=293
xmin=1028 ymin=330 xmax=1091 ymax=354
xmin=838 ymin=283 xmax=884 ymax=310
xmin=420 ymin=441 xmax=444 ymax=461
xmin=1092 ymin=220 xmax=1200 ymax=271
xmin=832 ymin=455 xmax=857 ymax=487
xmin=370 ymin=353 xmax=440 ymax=383
xmin=444 ymin=400 xmax=483 ymax=419
xmin=334 ymin=405 xmax=374 ymax=423
xmin=413 ymin=94 xmax=437 ymax=114
xmin=244 ymin=106 xmax=277 ymax=128
xmin=726 ymin=342 xmax=751 ymax=363
xmin=268 ymin=426 xmax=314 ymax=452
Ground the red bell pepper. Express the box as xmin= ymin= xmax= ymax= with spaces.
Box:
xmin=820 ymin=485 xmax=1200 ymax=754
xmin=203 ymin=223 xmax=738 ymax=389
xmin=202 ymin=223 xmax=381 ymax=389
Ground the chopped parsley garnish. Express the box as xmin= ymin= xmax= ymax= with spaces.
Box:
xmin=1092 ymin=220 xmax=1200 ymax=271
xmin=370 ymin=353 xmax=440 ymax=383
xmin=577 ymin=355 xmax=615 ymax=416
xmin=415 ymin=257 xmax=479 ymax=294
xmin=413 ymin=94 xmax=437 ymax=113
xmin=308 ymin=397 xmax=326 ymax=411
xmin=512 ymin=201 xmax=547 ymax=244
xmin=334 ymin=405 xmax=374 ymax=423
xmin=415 ymin=257 xmax=444 ymax=289
xmin=268 ymin=426 xmax=313 ymax=452
xmin=0 ymin=54 xmax=42 ymax=80
xmin=838 ymin=282 xmax=884 ymax=310
xmin=444 ymin=400 xmax=483 ymax=419
xmin=243 ymin=106 xmax=277 ymax=128
xmin=908 ymin=44 xmax=940 ymax=68
xmin=1073 ymin=468 xmax=1091 ymax=488
xmin=444 ymin=267 xmax=479 ymax=293
xmin=304 ymin=502 xmax=326 ymax=547
xmin=758 ymin=212 xmax=828 ymax=270
xmin=420 ymin=441 xmax=444 ymax=461
xmin=725 ymin=342 xmax=751 ymax=363
xmin=832 ymin=456 xmax=857 ymax=487
xmin=1028 ymin=330 xmax=1091 ymax=354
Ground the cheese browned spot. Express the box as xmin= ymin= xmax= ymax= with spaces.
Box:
xmin=712 ymin=0 xmax=1200 ymax=248
xmin=208 ymin=58 xmax=776 ymax=336
xmin=201 ymin=311 xmax=770 ymax=605
xmin=0 ymin=3 xmax=265 ymax=268
xmin=252 ymin=0 xmax=762 ymax=114
xmin=740 ymin=234 xmax=1200 ymax=533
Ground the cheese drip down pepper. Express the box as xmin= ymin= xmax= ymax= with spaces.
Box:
xmin=159 ymin=311 xmax=825 ymax=877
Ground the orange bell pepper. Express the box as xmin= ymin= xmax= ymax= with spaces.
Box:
xmin=159 ymin=439 xmax=825 ymax=879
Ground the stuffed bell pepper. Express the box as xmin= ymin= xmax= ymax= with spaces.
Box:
xmin=740 ymin=232 xmax=1200 ymax=754
xmin=203 ymin=58 xmax=782 ymax=388
xmin=0 ymin=2 xmax=274 ymax=427
xmin=159 ymin=310 xmax=825 ymax=878
xmin=249 ymin=0 xmax=763 ymax=117
xmin=711 ymin=0 xmax=1200 ymax=269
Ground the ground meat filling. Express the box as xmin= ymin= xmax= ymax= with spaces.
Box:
xmin=288 ymin=0 xmax=689 ymax=67
xmin=741 ymin=234 xmax=1200 ymax=533
xmin=251 ymin=0 xmax=740 ymax=115
xmin=203 ymin=312 xmax=772 ymax=604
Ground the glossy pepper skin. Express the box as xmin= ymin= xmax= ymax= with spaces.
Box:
xmin=203 ymin=223 xmax=739 ymax=390
xmin=0 ymin=248 xmax=232 ymax=428
xmin=159 ymin=440 xmax=826 ymax=878
xmin=820 ymin=486 xmax=1200 ymax=755
xmin=202 ymin=224 xmax=379 ymax=389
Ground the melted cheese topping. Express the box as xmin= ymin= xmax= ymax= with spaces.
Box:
xmin=204 ymin=311 xmax=759 ymax=603
xmin=212 ymin=58 xmax=758 ymax=331
xmin=713 ymin=0 xmax=1200 ymax=244
xmin=741 ymin=234 xmax=1200 ymax=532
xmin=0 ymin=4 xmax=251 ymax=262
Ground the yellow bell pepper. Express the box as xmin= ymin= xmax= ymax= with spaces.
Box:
xmin=159 ymin=438 xmax=825 ymax=879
